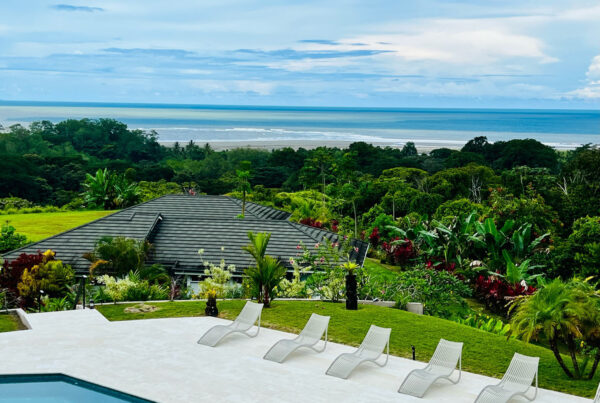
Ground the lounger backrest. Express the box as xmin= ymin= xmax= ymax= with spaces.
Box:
xmin=429 ymin=339 xmax=463 ymax=370
xmin=358 ymin=325 xmax=391 ymax=357
xmin=501 ymin=353 xmax=539 ymax=391
xmin=594 ymin=381 xmax=600 ymax=403
xmin=234 ymin=301 xmax=264 ymax=329
xmin=299 ymin=313 xmax=330 ymax=342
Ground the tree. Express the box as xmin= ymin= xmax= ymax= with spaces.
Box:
xmin=242 ymin=232 xmax=285 ymax=307
xmin=400 ymin=142 xmax=418 ymax=157
xmin=510 ymin=279 xmax=600 ymax=379
xmin=236 ymin=161 xmax=252 ymax=217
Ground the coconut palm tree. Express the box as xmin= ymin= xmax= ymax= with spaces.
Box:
xmin=510 ymin=279 xmax=600 ymax=379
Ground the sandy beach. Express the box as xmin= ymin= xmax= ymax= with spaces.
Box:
xmin=158 ymin=139 xmax=583 ymax=152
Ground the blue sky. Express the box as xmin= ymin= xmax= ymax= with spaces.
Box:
xmin=0 ymin=0 xmax=599 ymax=108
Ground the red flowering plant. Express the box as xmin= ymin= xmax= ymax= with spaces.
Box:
xmin=381 ymin=237 xmax=416 ymax=265
xmin=299 ymin=217 xmax=325 ymax=229
xmin=475 ymin=274 xmax=536 ymax=314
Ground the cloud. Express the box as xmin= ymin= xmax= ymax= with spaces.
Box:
xmin=51 ymin=4 xmax=104 ymax=12
xmin=102 ymin=48 xmax=194 ymax=57
xmin=567 ymin=55 xmax=600 ymax=99
xmin=298 ymin=39 xmax=339 ymax=45
xmin=235 ymin=48 xmax=387 ymax=60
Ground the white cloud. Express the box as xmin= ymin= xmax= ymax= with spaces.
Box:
xmin=567 ymin=55 xmax=600 ymax=99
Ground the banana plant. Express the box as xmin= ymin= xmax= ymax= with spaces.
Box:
xmin=494 ymin=249 xmax=544 ymax=285
xmin=511 ymin=223 xmax=549 ymax=260
xmin=469 ymin=218 xmax=515 ymax=272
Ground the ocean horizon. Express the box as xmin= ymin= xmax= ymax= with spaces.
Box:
xmin=1 ymin=101 xmax=598 ymax=150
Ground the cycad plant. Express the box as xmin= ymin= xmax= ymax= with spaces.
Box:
xmin=242 ymin=232 xmax=286 ymax=307
xmin=510 ymin=279 xmax=600 ymax=379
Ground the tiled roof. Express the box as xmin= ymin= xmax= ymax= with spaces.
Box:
xmin=2 ymin=195 xmax=368 ymax=275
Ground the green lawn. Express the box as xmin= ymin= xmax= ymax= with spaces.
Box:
xmin=1 ymin=210 xmax=113 ymax=242
xmin=0 ymin=313 xmax=24 ymax=333
xmin=97 ymin=300 xmax=599 ymax=398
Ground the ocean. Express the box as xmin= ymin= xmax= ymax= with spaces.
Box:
xmin=0 ymin=101 xmax=598 ymax=150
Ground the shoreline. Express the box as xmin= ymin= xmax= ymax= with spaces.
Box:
xmin=158 ymin=139 xmax=581 ymax=152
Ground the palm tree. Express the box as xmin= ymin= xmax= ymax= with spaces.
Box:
xmin=510 ymin=279 xmax=599 ymax=379
xmin=242 ymin=232 xmax=285 ymax=307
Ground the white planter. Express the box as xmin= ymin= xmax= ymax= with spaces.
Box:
xmin=406 ymin=302 xmax=424 ymax=315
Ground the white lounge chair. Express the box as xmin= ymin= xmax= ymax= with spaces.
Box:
xmin=263 ymin=313 xmax=330 ymax=363
xmin=398 ymin=338 xmax=463 ymax=398
xmin=197 ymin=301 xmax=263 ymax=347
xmin=594 ymin=382 xmax=600 ymax=403
xmin=474 ymin=353 xmax=539 ymax=403
xmin=326 ymin=324 xmax=391 ymax=379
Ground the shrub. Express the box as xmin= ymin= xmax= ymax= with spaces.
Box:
xmin=381 ymin=238 xmax=415 ymax=265
xmin=359 ymin=265 xmax=471 ymax=319
xmin=0 ymin=251 xmax=46 ymax=306
xmin=0 ymin=224 xmax=29 ymax=253
xmin=194 ymin=254 xmax=235 ymax=299
xmin=277 ymin=260 xmax=307 ymax=298
xmin=17 ymin=250 xmax=75 ymax=308
xmin=97 ymin=272 xmax=168 ymax=302
xmin=474 ymin=275 xmax=535 ymax=314
xmin=0 ymin=197 xmax=33 ymax=210
xmin=85 ymin=236 xmax=151 ymax=277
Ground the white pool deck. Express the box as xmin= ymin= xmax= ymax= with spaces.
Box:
xmin=0 ymin=309 xmax=590 ymax=403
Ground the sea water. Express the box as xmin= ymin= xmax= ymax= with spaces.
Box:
xmin=0 ymin=101 xmax=598 ymax=149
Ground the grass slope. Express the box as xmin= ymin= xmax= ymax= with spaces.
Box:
xmin=0 ymin=313 xmax=24 ymax=333
xmin=2 ymin=211 xmax=113 ymax=242
xmin=97 ymin=300 xmax=598 ymax=398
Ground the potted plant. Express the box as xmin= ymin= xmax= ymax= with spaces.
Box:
xmin=205 ymin=289 xmax=218 ymax=317
xmin=342 ymin=261 xmax=359 ymax=310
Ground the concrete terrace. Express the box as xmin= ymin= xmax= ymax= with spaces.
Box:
xmin=0 ymin=309 xmax=588 ymax=403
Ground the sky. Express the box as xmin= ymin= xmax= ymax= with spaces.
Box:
xmin=0 ymin=0 xmax=599 ymax=108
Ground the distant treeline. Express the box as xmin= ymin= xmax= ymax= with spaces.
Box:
xmin=0 ymin=118 xmax=598 ymax=227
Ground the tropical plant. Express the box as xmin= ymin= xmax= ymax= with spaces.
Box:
xmin=40 ymin=295 xmax=74 ymax=312
xmin=242 ymin=232 xmax=286 ymax=307
xmin=84 ymin=236 xmax=151 ymax=277
xmin=82 ymin=168 xmax=141 ymax=210
xmin=510 ymin=279 xmax=600 ymax=379
xmin=454 ymin=314 xmax=514 ymax=338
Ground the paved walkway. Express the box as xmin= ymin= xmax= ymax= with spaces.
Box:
xmin=0 ymin=310 xmax=590 ymax=403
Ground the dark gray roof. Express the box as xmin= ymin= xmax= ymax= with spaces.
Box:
xmin=2 ymin=195 xmax=367 ymax=275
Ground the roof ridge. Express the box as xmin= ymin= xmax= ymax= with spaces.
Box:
xmin=224 ymin=196 xmax=260 ymax=219
xmin=0 ymin=201 xmax=166 ymax=258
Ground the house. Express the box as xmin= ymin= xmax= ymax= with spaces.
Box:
xmin=2 ymin=195 xmax=369 ymax=281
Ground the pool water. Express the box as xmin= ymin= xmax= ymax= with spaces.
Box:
xmin=0 ymin=374 xmax=154 ymax=402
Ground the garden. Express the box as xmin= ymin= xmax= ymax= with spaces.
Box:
xmin=1 ymin=120 xmax=600 ymax=397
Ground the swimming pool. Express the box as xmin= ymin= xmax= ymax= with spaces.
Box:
xmin=0 ymin=373 xmax=154 ymax=402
